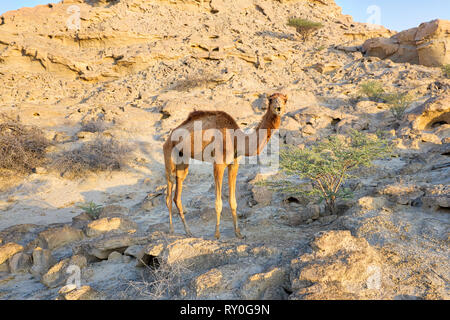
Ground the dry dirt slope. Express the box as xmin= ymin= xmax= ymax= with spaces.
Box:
xmin=0 ymin=0 xmax=448 ymax=300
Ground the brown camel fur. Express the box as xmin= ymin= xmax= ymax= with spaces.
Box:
xmin=163 ymin=93 xmax=287 ymax=239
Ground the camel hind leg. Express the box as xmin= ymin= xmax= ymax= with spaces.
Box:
xmin=165 ymin=175 xmax=175 ymax=234
xmin=228 ymin=159 xmax=244 ymax=239
xmin=174 ymin=164 xmax=192 ymax=237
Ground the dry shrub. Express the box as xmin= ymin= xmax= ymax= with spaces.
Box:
xmin=52 ymin=136 xmax=133 ymax=178
xmin=124 ymin=233 xmax=194 ymax=300
xmin=125 ymin=258 xmax=193 ymax=300
xmin=80 ymin=118 xmax=109 ymax=133
xmin=171 ymin=74 xmax=224 ymax=92
xmin=0 ymin=116 xmax=50 ymax=175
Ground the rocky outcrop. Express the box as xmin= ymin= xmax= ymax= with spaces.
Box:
xmin=405 ymin=95 xmax=450 ymax=131
xmin=362 ymin=19 xmax=450 ymax=67
xmin=37 ymin=226 xmax=85 ymax=250
xmin=290 ymin=231 xmax=382 ymax=300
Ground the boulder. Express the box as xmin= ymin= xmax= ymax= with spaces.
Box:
xmin=422 ymin=185 xmax=450 ymax=210
xmin=37 ymin=226 xmax=85 ymax=250
xmin=378 ymin=184 xmax=424 ymax=206
xmin=0 ymin=243 xmax=24 ymax=265
xmin=362 ymin=19 xmax=450 ymax=67
xmin=358 ymin=196 xmax=389 ymax=211
xmin=0 ymin=224 xmax=40 ymax=246
xmin=8 ymin=252 xmax=32 ymax=274
xmin=251 ymin=186 xmax=273 ymax=206
xmin=107 ymin=251 xmax=123 ymax=262
xmin=415 ymin=19 xmax=450 ymax=67
xmin=286 ymin=203 xmax=321 ymax=226
xmin=136 ymin=236 xmax=235 ymax=271
xmin=85 ymin=216 xmax=137 ymax=237
xmin=58 ymin=285 xmax=103 ymax=300
xmin=192 ymin=268 xmax=223 ymax=297
xmin=41 ymin=255 xmax=87 ymax=288
xmin=290 ymin=231 xmax=382 ymax=300
xmin=75 ymin=234 xmax=150 ymax=260
xmin=30 ymin=247 xmax=56 ymax=276
xmin=241 ymin=267 xmax=288 ymax=300
xmin=405 ymin=95 xmax=450 ymax=132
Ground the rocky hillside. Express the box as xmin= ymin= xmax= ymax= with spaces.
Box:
xmin=0 ymin=0 xmax=448 ymax=300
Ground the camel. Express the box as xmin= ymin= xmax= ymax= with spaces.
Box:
xmin=163 ymin=93 xmax=287 ymax=239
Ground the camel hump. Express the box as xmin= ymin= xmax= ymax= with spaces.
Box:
xmin=180 ymin=110 xmax=240 ymax=129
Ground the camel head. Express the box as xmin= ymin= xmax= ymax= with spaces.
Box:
xmin=268 ymin=93 xmax=288 ymax=116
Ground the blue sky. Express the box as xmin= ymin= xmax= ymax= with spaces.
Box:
xmin=335 ymin=0 xmax=450 ymax=31
xmin=0 ymin=0 xmax=449 ymax=31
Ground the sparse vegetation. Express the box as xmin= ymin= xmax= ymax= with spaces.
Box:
xmin=442 ymin=64 xmax=450 ymax=78
xmin=263 ymin=130 xmax=392 ymax=214
xmin=127 ymin=258 xmax=192 ymax=300
xmin=52 ymin=137 xmax=133 ymax=178
xmin=76 ymin=201 xmax=103 ymax=220
xmin=359 ymin=81 xmax=385 ymax=102
xmin=287 ymin=18 xmax=323 ymax=40
xmin=384 ymin=92 xmax=414 ymax=120
xmin=172 ymin=74 xmax=226 ymax=92
xmin=316 ymin=44 xmax=327 ymax=52
xmin=80 ymin=118 xmax=109 ymax=133
xmin=0 ymin=116 xmax=50 ymax=175
xmin=125 ymin=235 xmax=194 ymax=300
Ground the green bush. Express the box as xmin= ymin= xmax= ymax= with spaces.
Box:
xmin=76 ymin=201 xmax=102 ymax=220
xmin=359 ymin=81 xmax=385 ymax=102
xmin=263 ymin=130 xmax=392 ymax=214
xmin=287 ymin=18 xmax=323 ymax=40
xmin=384 ymin=92 xmax=414 ymax=121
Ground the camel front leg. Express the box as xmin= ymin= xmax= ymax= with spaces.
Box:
xmin=228 ymin=160 xmax=244 ymax=239
xmin=213 ymin=164 xmax=226 ymax=239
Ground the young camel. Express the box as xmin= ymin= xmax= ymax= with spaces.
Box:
xmin=163 ymin=93 xmax=287 ymax=239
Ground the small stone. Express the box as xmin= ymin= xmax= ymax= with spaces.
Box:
xmin=8 ymin=252 xmax=32 ymax=274
xmin=41 ymin=255 xmax=87 ymax=288
xmin=30 ymin=247 xmax=56 ymax=276
xmin=107 ymin=251 xmax=122 ymax=261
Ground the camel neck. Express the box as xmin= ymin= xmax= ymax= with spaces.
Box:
xmin=256 ymin=110 xmax=281 ymax=132
xmin=242 ymin=110 xmax=280 ymax=157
